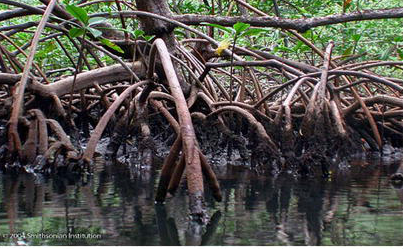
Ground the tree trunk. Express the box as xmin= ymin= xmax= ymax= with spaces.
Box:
xmin=135 ymin=0 xmax=190 ymax=94
xmin=135 ymin=0 xmax=175 ymax=38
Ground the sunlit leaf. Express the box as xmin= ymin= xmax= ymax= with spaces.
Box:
xmin=215 ymin=39 xmax=231 ymax=56
xmin=293 ymin=40 xmax=303 ymax=51
xmin=88 ymin=17 xmax=106 ymax=26
xmin=352 ymin=34 xmax=361 ymax=42
xmin=133 ymin=29 xmax=145 ymax=39
xmin=66 ymin=4 xmax=89 ymax=25
xmin=88 ymin=27 xmax=102 ymax=38
xmin=297 ymin=6 xmax=309 ymax=15
xmin=144 ymin=35 xmax=155 ymax=42
xmin=394 ymin=36 xmax=403 ymax=42
xmin=276 ymin=45 xmax=293 ymax=53
xmin=233 ymin=22 xmax=250 ymax=34
xmin=302 ymin=29 xmax=312 ymax=38
xmin=100 ymin=38 xmax=124 ymax=53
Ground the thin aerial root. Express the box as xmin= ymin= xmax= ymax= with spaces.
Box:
xmin=155 ymin=135 xmax=183 ymax=203
xmin=167 ymin=153 xmax=186 ymax=196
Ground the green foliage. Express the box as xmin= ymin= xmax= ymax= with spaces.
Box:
xmin=131 ymin=29 xmax=155 ymax=41
xmin=203 ymin=22 xmax=266 ymax=38
xmin=68 ymin=27 xmax=85 ymax=38
xmin=100 ymin=38 xmax=124 ymax=53
xmin=203 ymin=21 xmax=267 ymax=56
xmin=66 ymin=4 xmax=100 ymax=38
xmin=66 ymin=4 xmax=89 ymax=25
xmin=1 ymin=0 xmax=402 ymax=79
xmin=170 ymin=0 xmax=210 ymax=14
xmin=233 ymin=22 xmax=250 ymax=34
xmin=194 ymin=0 xmax=403 ymax=67
xmin=204 ymin=23 xmax=232 ymax=33
xmin=64 ymin=3 xmax=122 ymax=54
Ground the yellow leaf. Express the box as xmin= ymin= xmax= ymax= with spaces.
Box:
xmin=215 ymin=39 xmax=231 ymax=56
xmin=344 ymin=0 xmax=352 ymax=7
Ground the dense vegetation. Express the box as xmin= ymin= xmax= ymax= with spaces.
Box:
xmin=1 ymin=0 xmax=403 ymax=219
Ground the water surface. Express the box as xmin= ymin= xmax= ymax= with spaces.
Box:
xmin=0 ymin=157 xmax=402 ymax=246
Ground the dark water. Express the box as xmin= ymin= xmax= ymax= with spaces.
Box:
xmin=0 ymin=156 xmax=402 ymax=246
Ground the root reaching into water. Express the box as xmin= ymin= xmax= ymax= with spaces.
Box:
xmin=1 ymin=0 xmax=403 ymax=222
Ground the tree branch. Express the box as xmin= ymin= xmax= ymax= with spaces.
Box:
xmin=172 ymin=7 xmax=403 ymax=32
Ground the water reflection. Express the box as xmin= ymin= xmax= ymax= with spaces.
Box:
xmin=0 ymin=157 xmax=402 ymax=246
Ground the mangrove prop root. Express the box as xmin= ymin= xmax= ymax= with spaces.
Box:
xmin=199 ymin=151 xmax=222 ymax=202
xmin=21 ymin=119 xmax=38 ymax=163
xmin=81 ymin=80 xmax=150 ymax=163
xmin=2 ymin=0 xmax=403 ymax=223
xmin=152 ymin=38 xmax=205 ymax=218
xmin=167 ymin=153 xmax=186 ymax=196
xmin=30 ymin=109 xmax=49 ymax=155
xmin=105 ymin=111 xmax=131 ymax=159
xmin=150 ymin=99 xmax=180 ymax=134
xmin=135 ymin=90 xmax=155 ymax=169
xmin=155 ymin=135 xmax=183 ymax=203
xmin=301 ymin=42 xmax=333 ymax=139
xmin=8 ymin=0 xmax=57 ymax=157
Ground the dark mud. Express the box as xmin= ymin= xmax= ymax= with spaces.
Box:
xmin=0 ymin=112 xmax=402 ymax=177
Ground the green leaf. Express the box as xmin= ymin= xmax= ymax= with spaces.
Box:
xmin=88 ymin=27 xmax=102 ymax=38
xmin=302 ymin=29 xmax=312 ymax=38
xmin=233 ymin=22 xmax=250 ymax=34
xmin=69 ymin=27 xmax=85 ymax=38
xmin=397 ymin=48 xmax=403 ymax=59
xmin=276 ymin=45 xmax=293 ymax=53
xmin=297 ymin=6 xmax=309 ymax=15
xmin=144 ymin=35 xmax=155 ymax=42
xmin=352 ymin=34 xmax=361 ymax=42
xmin=380 ymin=45 xmax=395 ymax=60
xmin=293 ymin=40 xmax=303 ymax=52
xmin=100 ymin=38 xmax=124 ymax=53
xmin=174 ymin=29 xmax=187 ymax=38
xmin=394 ymin=36 xmax=403 ymax=42
xmin=201 ymin=22 xmax=233 ymax=33
xmin=88 ymin=17 xmax=106 ymax=26
xmin=343 ymin=46 xmax=353 ymax=56
xmin=66 ymin=4 xmax=89 ymax=25
xmin=242 ymin=28 xmax=266 ymax=37
xmin=133 ymin=29 xmax=145 ymax=39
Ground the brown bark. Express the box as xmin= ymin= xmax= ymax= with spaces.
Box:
xmin=30 ymin=62 xmax=146 ymax=97
xmin=134 ymin=0 xmax=190 ymax=94
xmin=81 ymin=80 xmax=150 ymax=163
xmin=155 ymin=135 xmax=183 ymax=202
xmin=172 ymin=7 xmax=403 ymax=32
xmin=39 ymin=0 xmax=73 ymax=20
xmin=135 ymin=0 xmax=175 ymax=36
xmin=8 ymin=0 xmax=57 ymax=157
xmin=152 ymin=38 xmax=205 ymax=219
